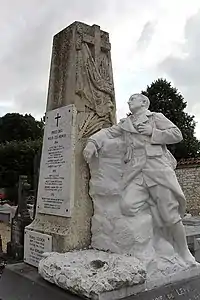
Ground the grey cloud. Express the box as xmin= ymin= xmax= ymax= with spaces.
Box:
xmin=159 ymin=10 xmax=200 ymax=109
xmin=113 ymin=0 xmax=158 ymax=16
xmin=0 ymin=0 xmax=159 ymax=118
xmin=137 ymin=21 xmax=156 ymax=51
xmin=14 ymin=88 xmax=47 ymax=118
xmin=0 ymin=0 xmax=110 ymax=117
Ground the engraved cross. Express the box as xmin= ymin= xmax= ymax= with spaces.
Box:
xmin=82 ymin=25 xmax=111 ymax=63
xmin=55 ymin=113 xmax=61 ymax=127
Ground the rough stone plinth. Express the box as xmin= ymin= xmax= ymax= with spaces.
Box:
xmin=38 ymin=249 xmax=200 ymax=300
xmin=38 ymin=250 xmax=146 ymax=300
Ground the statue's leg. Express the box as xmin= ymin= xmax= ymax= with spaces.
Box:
xmin=120 ymin=180 xmax=149 ymax=216
xmin=149 ymin=185 xmax=196 ymax=266
xmin=120 ymin=180 xmax=156 ymax=267
xmin=170 ymin=220 xmax=196 ymax=266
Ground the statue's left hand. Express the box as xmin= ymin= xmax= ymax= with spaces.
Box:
xmin=137 ymin=124 xmax=153 ymax=136
xmin=83 ymin=142 xmax=98 ymax=164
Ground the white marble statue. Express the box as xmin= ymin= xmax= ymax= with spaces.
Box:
xmin=83 ymin=93 xmax=196 ymax=272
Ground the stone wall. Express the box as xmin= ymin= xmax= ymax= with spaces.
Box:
xmin=176 ymin=162 xmax=200 ymax=215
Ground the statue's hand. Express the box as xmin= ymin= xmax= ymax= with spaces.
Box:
xmin=83 ymin=142 xmax=98 ymax=163
xmin=137 ymin=123 xmax=153 ymax=136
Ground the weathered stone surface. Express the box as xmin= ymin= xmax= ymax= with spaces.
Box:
xmin=27 ymin=21 xmax=116 ymax=254
xmin=38 ymin=250 xmax=146 ymax=300
xmin=46 ymin=21 xmax=116 ymax=137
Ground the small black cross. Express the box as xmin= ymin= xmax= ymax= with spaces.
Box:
xmin=55 ymin=113 xmax=61 ymax=127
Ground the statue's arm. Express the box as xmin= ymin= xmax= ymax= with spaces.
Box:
xmin=88 ymin=124 xmax=123 ymax=150
xmin=151 ymin=113 xmax=183 ymax=145
xmin=84 ymin=124 xmax=123 ymax=163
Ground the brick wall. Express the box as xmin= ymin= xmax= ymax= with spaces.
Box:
xmin=176 ymin=164 xmax=200 ymax=215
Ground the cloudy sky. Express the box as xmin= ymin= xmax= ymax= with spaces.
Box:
xmin=1 ymin=0 xmax=200 ymax=138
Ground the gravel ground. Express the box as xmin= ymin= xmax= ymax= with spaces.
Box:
xmin=0 ymin=221 xmax=11 ymax=252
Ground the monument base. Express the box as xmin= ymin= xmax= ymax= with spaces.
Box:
xmin=38 ymin=250 xmax=146 ymax=300
xmin=1 ymin=263 xmax=200 ymax=300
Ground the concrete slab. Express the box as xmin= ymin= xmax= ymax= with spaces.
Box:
xmin=1 ymin=263 xmax=200 ymax=300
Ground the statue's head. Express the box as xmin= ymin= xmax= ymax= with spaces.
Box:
xmin=128 ymin=94 xmax=150 ymax=113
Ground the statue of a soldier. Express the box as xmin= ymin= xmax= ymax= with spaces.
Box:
xmin=84 ymin=93 xmax=196 ymax=266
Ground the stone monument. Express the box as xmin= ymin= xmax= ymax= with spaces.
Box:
xmin=24 ymin=21 xmax=116 ymax=262
xmin=1 ymin=22 xmax=200 ymax=300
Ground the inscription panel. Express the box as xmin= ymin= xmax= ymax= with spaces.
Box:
xmin=37 ymin=104 xmax=76 ymax=217
xmin=131 ymin=276 xmax=200 ymax=300
xmin=24 ymin=229 xmax=52 ymax=267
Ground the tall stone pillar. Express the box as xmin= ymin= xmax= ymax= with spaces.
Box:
xmin=27 ymin=21 xmax=116 ymax=254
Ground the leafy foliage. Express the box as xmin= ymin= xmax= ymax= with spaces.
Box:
xmin=142 ymin=78 xmax=200 ymax=159
xmin=0 ymin=139 xmax=42 ymax=189
xmin=0 ymin=113 xmax=44 ymax=202
xmin=0 ymin=113 xmax=44 ymax=143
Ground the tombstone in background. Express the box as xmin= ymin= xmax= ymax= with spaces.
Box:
xmin=183 ymin=215 xmax=200 ymax=258
xmin=7 ymin=175 xmax=32 ymax=261
xmin=0 ymin=235 xmax=2 ymax=254
xmin=25 ymin=21 xmax=116 ymax=264
xmin=33 ymin=149 xmax=41 ymax=219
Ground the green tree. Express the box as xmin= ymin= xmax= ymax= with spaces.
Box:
xmin=142 ymin=78 xmax=200 ymax=160
xmin=0 ymin=113 xmax=44 ymax=203
xmin=0 ymin=113 xmax=44 ymax=143
xmin=0 ymin=138 xmax=42 ymax=203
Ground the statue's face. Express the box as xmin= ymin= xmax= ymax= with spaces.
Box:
xmin=128 ymin=95 xmax=143 ymax=113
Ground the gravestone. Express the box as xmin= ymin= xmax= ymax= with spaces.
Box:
xmin=24 ymin=230 xmax=52 ymax=267
xmin=0 ymin=235 xmax=2 ymax=254
xmin=184 ymin=216 xmax=200 ymax=257
xmin=194 ymin=237 xmax=200 ymax=262
xmin=33 ymin=149 xmax=41 ymax=219
xmin=7 ymin=175 xmax=32 ymax=261
xmin=25 ymin=21 xmax=116 ymax=261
